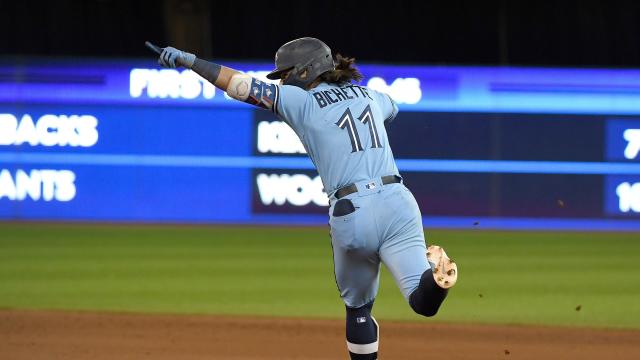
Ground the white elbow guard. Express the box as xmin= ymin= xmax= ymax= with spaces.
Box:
xmin=226 ymin=74 xmax=252 ymax=101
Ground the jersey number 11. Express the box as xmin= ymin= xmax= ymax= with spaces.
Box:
xmin=335 ymin=105 xmax=382 ymax=153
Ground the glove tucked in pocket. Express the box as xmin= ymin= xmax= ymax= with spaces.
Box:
xmin=333 ymin=199 xmax=356 ymax=216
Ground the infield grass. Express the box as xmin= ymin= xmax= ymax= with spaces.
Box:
xmin=0 ymin=223 xmax=639 ymax=329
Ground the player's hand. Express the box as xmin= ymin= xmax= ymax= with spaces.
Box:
xmin=158 ymin=46 xmax=196 ymax=69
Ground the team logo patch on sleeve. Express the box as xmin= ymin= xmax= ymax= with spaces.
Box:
xmin=246 ymin=78 xmax=278 ymax=112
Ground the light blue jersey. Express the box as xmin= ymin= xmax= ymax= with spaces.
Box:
xmin=275 ymin=82 xmax=400 ymax=196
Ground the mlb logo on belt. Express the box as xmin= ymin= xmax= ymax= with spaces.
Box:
xmin=365 ymin=182 xmax=376 ymax=190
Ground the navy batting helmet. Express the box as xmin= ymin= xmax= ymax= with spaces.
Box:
xmin=266 ymin=37 xmax=335 ymax=89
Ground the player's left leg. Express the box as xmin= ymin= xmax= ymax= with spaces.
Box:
xmin=329 ymin=195 xmax=382 ymax=359
xmin=331 ymin=239 xmax=381 ymax=360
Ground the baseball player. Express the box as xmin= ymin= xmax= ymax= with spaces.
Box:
xmin=154 ymin=37 xmax=458 ymax=360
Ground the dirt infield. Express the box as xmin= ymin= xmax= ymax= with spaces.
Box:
xmin=1 ymin=310 xmax=639 ymax=360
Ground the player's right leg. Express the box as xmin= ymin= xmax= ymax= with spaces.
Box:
xmin=378 ymin=184 xmax=458 ymax=317
xmin=329 ymin=196 xmax=381 ymax=360
xmin=408 ymin=245 xmax=457 ymax=316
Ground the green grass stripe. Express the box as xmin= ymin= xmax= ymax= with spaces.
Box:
xmin=0 ymin=223 xmax=638 ymax=329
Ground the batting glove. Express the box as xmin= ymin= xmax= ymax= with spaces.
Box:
xmin=158 ymin=47 xmax=196 ymax=69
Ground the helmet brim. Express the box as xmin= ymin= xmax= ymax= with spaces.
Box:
xmin=266 ymin=67 xmax=293 ymax=80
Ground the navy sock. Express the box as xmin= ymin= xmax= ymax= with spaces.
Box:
xmin=346 ymin=301 xmax=378 ymax=359
xmin=409 ymin=268 xmax=449 ymax=317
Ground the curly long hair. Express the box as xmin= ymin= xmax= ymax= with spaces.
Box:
xmin=319 ymin=54 xmax=363 ymax=84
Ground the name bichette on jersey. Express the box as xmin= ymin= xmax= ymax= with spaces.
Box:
xmin=312 ymin=85 xmax=373 ymax=108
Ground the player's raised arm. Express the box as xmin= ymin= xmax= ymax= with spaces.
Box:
xmin=157 ymin=46 xmax=278 ymax=111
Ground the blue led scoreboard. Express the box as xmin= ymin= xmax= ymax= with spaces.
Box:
xmin=1 ymin=59 xmax=639 ymax=230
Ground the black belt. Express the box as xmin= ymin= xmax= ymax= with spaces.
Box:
xmin=335 ymin=175 xmax=402 ymax=199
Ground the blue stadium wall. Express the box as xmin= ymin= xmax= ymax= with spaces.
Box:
xmin=1 ymin=59 xmax=640 ymax=231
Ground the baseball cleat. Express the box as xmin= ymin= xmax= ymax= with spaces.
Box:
xmin=427 ymin=245 xmax=458 ymax=289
